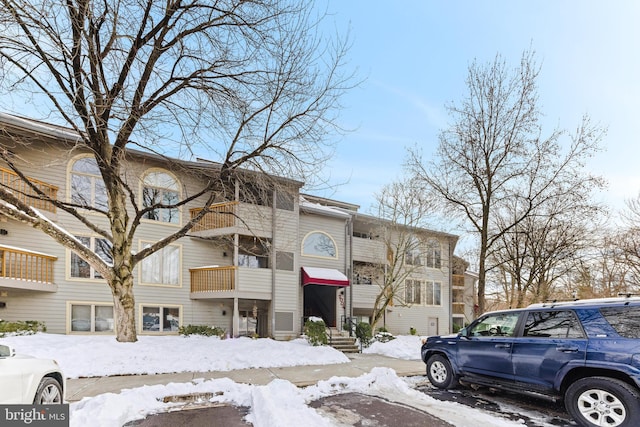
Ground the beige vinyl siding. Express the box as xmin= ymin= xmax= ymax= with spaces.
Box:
xmin=384 ymin=305 xmax=450 ymax=337
xmin=298 ymin=213 xmax=349 ymax=270
xmin=351 ymin=284 xmax=379 ymax=309
xmin=1 ymin=129 xmax=460 ymax=339
xmin=352 ymin=237 xmax=386 ymax=263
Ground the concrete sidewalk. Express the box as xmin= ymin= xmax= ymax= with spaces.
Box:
xmin=66 ymin=353 xmax=426 ymax=402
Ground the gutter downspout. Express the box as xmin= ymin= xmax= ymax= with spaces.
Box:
xmin=449 ymin=237 xmax=454 ymax=334
xmin=346 ymin=215 xmax=353 ymax=335
xmin=271 ymin=191 xmax=277 ymax=338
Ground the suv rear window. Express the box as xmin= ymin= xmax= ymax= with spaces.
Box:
xmin=523 ymin=310 xmax=584 ymax=338
xmin=600 ymin=306 xmax=640 ymax=338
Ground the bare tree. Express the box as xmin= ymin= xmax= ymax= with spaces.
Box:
xmin=408 ymin=50 xmax=605 ymax=314
xmin=364 ymin=178 xmax=443 ymax=331
xmin=0 ymin=0 xmax=353 ymax=342
xmin=566 ymin=233 xmax=638 ymax=299
xmin=615 ymin=193 xmax=640 ymax=290
xmin=489 ymin=194 xmax=602 ymax=307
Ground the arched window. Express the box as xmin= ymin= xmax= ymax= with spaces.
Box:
xmin=426 ymin=239 xmax=441 ymax=269
xmin=302 ymin=231 xmax=337 ymax=258
xmin=142 ymin=171 xmax=180 ymax=224
xmin=70 ymin=156 xmax=107 ymax=209
xmin=405 ymin=236 xmax=422 ymax=266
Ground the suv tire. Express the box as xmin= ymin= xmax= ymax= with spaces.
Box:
xmin=565 ymin=376 xmax=640 ymax=427
xmin=426 ymin=354 xmax=457 ymax=389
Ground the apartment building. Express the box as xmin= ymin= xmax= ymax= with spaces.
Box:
xmin=0 ymin=113 xmax=472 ymax=340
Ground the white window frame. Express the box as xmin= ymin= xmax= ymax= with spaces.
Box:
xmin=141 ymin=169 xmax=181 ymax=225
xmin=139 ymin=242 xmax=182 ymax=287
xmin=68 ymin=155 xmax=108 ymax=210
xmin=140 ymin=304 xmax=182 ymax=333
xmin=426 ymin=239 xmax=442 ymax=269
xmin=425 ymin=281 xmax=442 ymax=306
xmin=301 ymin=231 xmax=338 ymax=259
xmin=405 ymin=279 xmax=422 ymax=304
xmin=68 ymin=235 xmax=112 ymax=281
xmin=67 ymin=302 xmax=115 ymax=334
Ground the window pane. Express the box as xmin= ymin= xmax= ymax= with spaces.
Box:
xmin=141 ymin=245 xmax=179 ymax=285
xmin=142 ymin=306 xmax=161 ymax=331
xmin=71 ymin=305 xmax=91 ymax=331
xmin=144 ymin=171 xmax=178 ymax=190
xmin=303 ymin=232 xmax=336 ymax=258
xmin=142 ymin=187 xmax=160 ymax=220
xmin=426 ymin=240 xmax=441 ymax=268
xmin=93 ymin=238 xmax=113 ymax=279
xmin=142 ymin=250 xmax=161 ymax=283
xmin=71 ymin=236 xmax=91 ymax=278
xmin=95 ymin=306 xmax=114 ymax=332
xmin=163 ymin=307 xmax=180 ymax=331
xmin=95 ymin=179 xmax=108 ymax=210
xmin=433 ymin=283 xmax=441 ymax=305
xmin=162 ymin=191 xmax=180 ymax=224
xmin=162 ymin=246 xmax=179 ymax=284
xmin=600 ymin=307 xmax=640 ymax=338
xmin=71 ymin=157 xmax=106 ymax=210
xmin=524 ymin=311 xmax=584 ymax=338
xmin=72 ymin=157 xmax=101 ymax=174
xmin=471 ymin=313 xmax=520 ymax=337
xmin=71 ymin=174 xmax=92 ymax=206
xmin=407 ymin=249 xmax=422 ymax=266
xmin=143 ymin=172 xmax=180 ymax=224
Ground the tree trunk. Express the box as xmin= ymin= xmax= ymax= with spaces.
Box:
xmin=110 ymin=275 xmax=137 ymax=342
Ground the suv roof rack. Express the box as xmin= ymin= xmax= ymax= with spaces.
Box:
xmin=527 ymin=295 xmax=640 ymax=308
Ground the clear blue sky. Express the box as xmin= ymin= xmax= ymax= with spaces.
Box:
xmin=316 ymin=1 xmax=640 ymax=217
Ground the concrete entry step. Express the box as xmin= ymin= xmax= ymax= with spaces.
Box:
xmin=329 ymin=335 xmax=360 ymax=353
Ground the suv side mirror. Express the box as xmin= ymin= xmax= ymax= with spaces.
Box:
xmin=0 ymin=344 xmax=15 ymax=358
xmin=459 ymin=327 xmax=468 ymax=338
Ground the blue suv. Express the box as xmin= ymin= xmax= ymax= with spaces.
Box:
xmin=421 ymin=297 xmax=640 ymax=427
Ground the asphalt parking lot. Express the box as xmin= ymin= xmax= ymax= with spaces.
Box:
xmin=124 ymin=392 xmax=453 ymax=427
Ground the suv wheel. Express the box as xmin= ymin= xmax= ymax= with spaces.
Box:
xmin=426 ymin=354 xmax=457 ymax=389
xmin=565 ymin=376 xmax=640 ymax=427
xmin=33 ymin=377 xmax=63 ymax=404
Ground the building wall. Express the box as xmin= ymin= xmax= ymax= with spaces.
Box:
xmin=0 ymin=119 xmax=463 ymax=340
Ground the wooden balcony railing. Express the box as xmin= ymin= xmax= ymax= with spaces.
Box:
xmin=0 ymin=245 xmax=57 ymax=284
xmin=0 ymin=167 xmax=58 ymax=213
xmin=189 ymin=201 xmax=238 ymax=232
xmin=452 ymin=274 xmax=465 ymax=288
xmin=190 ymin=266 xmax=236 ymax=292
xmin=452 ymin=302 xmax=466 ymax=315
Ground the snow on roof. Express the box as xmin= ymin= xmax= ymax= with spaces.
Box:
xmin=299 ymin=195 xmax=351 ymax=218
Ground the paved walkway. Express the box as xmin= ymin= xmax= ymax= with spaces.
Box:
xmin=66 ymin=353 xmax=426 ymax=402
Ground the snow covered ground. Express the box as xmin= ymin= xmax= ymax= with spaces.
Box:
xmin=1 ymin=333 xmax=532 ymax=427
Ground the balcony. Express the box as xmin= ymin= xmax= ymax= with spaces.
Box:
xmin=452 ymin=302 xmax=465 ymax=315
xmin=189 ymin=201 xmax=275 ymax=240
xmin=190 ymin=266 xmax=236 ymax=292
xmin=352 ymin=236 xmax=386 ymax=263
xmin=0 ymin=167 xmax=58 ymax=213
xmin=452 ymin=274 xmax=465 ymax=288
xmin=189 ymin=265 xmax=274 ymax=300
xmin=190 ymin=201 xmax=238 ymax=232
xmin=0 ymin=245 xmax=57 ymax=292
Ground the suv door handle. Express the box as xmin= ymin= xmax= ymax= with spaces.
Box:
xmin=495 ymin=344 xmax=511 ymax=349
xmin=557 ymin=346 xmax=579 ymax=353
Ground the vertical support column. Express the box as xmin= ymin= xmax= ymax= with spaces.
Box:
xmin=233 ymin=297 xmax=240 ymax=337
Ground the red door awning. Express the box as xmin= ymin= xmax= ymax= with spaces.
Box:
xmin=301 ymin=267 xmax=349 ymax=287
